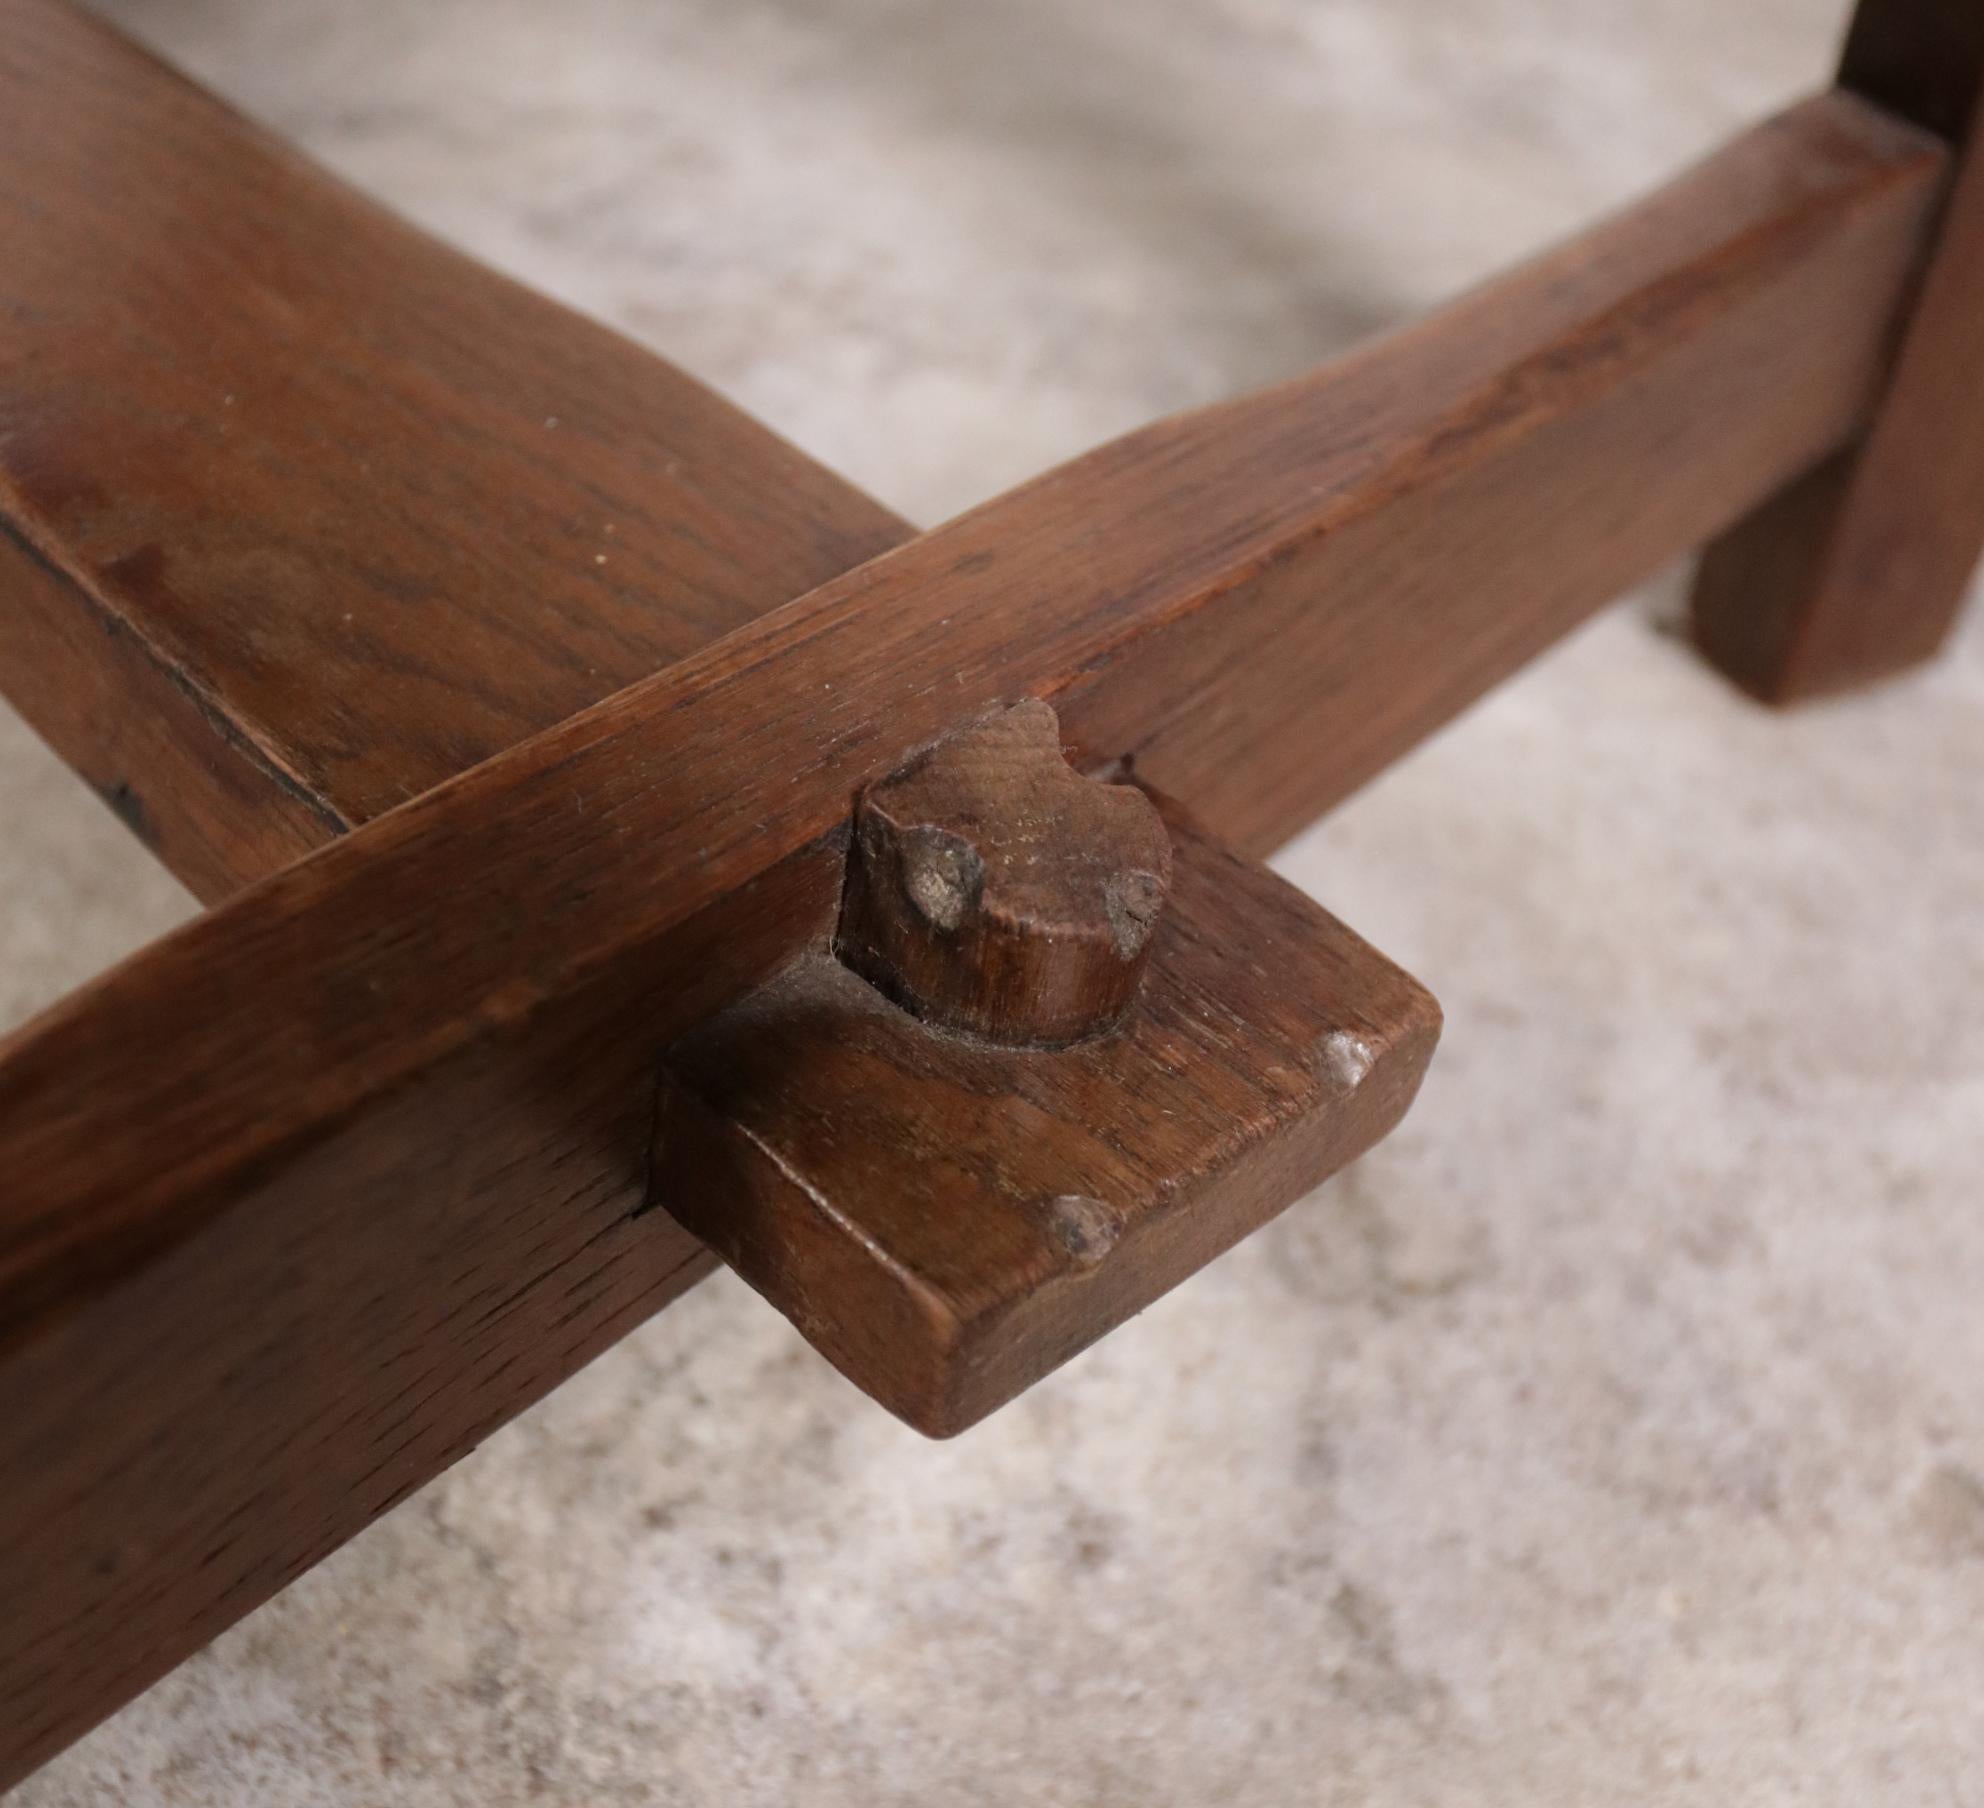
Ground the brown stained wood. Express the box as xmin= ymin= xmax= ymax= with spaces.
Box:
xmin=836 ymin=701 xmax=1172 ymax=1048
xmin=0 ymin=90 xmax=1942 ymax=1342
xmin=0 ymin=91 xmax=1951 ymax=1783
xmin=659 ymin=788 xmax=1439 ymax=1437
xmin=0 ymin=0 xmax=912 ymax=902
xmin=0 ymin=0 xmax=910 ymax=1782
xmin=1691 ymin=2 xmax=1984 ymax=702
xmin=1063 ymin=94 xmax=1949 ymax=853
xmin=0 ymin=528 xmax=339 ymax=883
xmin=0 ymin=849 xmax=837 ymax=1791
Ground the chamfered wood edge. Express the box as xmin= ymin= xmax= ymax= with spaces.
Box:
xmin=657 ymin=785 xmax=1442 ymax=1437
xmin=0 ymin=515 xmax=345 ymax=901
xmin=0 ymin=0 xmax=914 ymax=901
xmin=833 ymin=699 xmax=1175 ymax=1048
xmin=1059 ymin=91 xmax=1947 ymax=851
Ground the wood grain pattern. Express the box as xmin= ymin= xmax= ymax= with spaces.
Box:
xmin=0 ymin=849 xmax=835 ymax=1790
xmin=0 ymin=89 xmax=1940 ymax=1344
xmin=1691 ymin=2 xmax=1984 ymax=701
xmin=0 ymin=0 xmax=911 ymax=901
xmin=659 ymin=787 xmax=1440 ymax=1436
xmin=0 ymin=90 xmax=1950 ymax=1783
xmin=0 ymin=0 xmax=906 ymax=1781
xmin=1062 ymin=93 xmax=1949 ymax=852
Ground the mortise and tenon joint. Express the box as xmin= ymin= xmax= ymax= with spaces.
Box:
xmin=654 ymin=702 xmax=1442 ymax=1436
xmin=4 ymin=0 xmax=1983 ymax=1776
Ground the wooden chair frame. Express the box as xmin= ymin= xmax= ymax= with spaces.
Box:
xmin=2 ymin=0 xmax=1979 ymax=1785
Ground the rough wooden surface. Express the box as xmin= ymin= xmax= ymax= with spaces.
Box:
xmin=1690 ymin=0 xmax=1984 ymax=701
xmin=660 ymin=786 xmax=1439 ymax=1435
xmin=0 ymin=86 xmax=1953 ymax=1786
xmin=835 ymin=701 xmax=1172 ymax=1048
xmin=0 ymin=0 xmax=912 ymax=902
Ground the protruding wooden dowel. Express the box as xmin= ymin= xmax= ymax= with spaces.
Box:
xmin=835 ymin=700 xmax=1172 ymax=1048
xmin=660 ymin=783 xmax=1439 ymax=1437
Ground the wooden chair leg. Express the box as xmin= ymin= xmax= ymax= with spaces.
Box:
xmin=1691 ymin=0 xmax=1984 ymax=702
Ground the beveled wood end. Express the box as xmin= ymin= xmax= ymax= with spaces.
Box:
xmin=652 ymin=786 xmax=1441 ymax=1436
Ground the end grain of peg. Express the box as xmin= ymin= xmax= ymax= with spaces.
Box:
xmin=835 ymin=700 xmax=1173 ymax=1047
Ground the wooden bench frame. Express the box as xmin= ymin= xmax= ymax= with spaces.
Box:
xmin=2 ymin=0 xmax=1979 ymax=1786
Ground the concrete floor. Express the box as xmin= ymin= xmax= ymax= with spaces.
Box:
xmin=5 ymin=0 xmax=1981 ymax=1800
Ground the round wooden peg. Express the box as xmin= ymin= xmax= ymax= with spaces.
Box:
xmin=835 ymin=700 xmax=1172 ymax=1047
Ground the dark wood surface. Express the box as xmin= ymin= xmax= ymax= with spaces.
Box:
xmin=0 ymin=0 xmax=912 ymax=902
xmin=1056 ymin=93 xmax=1944 ymax=853
xmin=1691 ymin=0 xmax=1984 ymax=700
xmin=835 ymin=701 xmax=1173 ymax=1048
xmin=0 ymin=85 xmax=1954 ymax=1786
xmin=1 ymin=87 xmax=1941 ymax=1353
xmin=0 ymin=0 xmax=906 ymax=1781
xmin=661 ymin=785 xmax=1440 ymax=1437
xmin=1841 ymin=0 xmax=1984 ymax=140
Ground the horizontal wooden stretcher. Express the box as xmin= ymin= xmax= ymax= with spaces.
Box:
xmin=1 ymin=0 xmax=1980 ymax=1786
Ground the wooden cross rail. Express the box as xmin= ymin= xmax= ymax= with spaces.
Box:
xmin=0 ymin=0 xmax=1980 ymax=1788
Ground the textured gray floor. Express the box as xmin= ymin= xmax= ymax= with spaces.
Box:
xmin=6 ymin=1 xmax=1982 ymax=1801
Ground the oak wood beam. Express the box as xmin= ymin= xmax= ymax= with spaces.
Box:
xmin=1062 ymin=93 xmax=1950 ymax=852
xmin=0 ymin=3 xmax=910 ymax=1778
xmin=0 ymin=87 xmax=1952 ymax=1784
xmin=0 ymin=0 xmax=913 ymax=900
xmin=0 ymin=83 xmax=1952 ymax=1779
